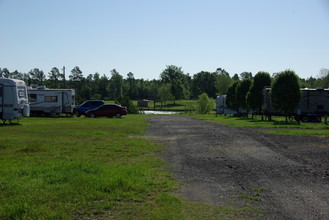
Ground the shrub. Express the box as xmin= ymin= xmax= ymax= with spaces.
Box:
xmin=197 ymin=93 xmax=214 ymax=114
xmin=117 ymin=96 xmax=139 ymax=114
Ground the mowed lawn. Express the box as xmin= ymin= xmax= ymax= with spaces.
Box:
xmin=195 ymin=114 xmax=329 ymax=138
xmin=0 ymin=115 xmax=269 ymax=219
xmin=0 ymin=116 xmax=182 ymax=219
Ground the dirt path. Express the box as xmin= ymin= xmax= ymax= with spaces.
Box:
xmin=146 ymin=115 xmax=329 ymax=219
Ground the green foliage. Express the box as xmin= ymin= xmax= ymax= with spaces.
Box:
xmin=109 ymin=69 xmax=123 ymax=101
xmin=247 ymin=72 xmax=271 ymax=113
xmin=29 ymin=68 xmax=45 ymax=85
xmin=117 ymin=95 xmax=139 ymax=114
xmin=240 ymin=71 xmax=253 ymax=80
xmin=215 ymin=72 xmax=232 ymax=96
xmin=271 ymin=70 xmax=301 ymax=119
xmin=158 ymin=83 xmax=174 ymax=105
xmin=194 ymin=114 xmax=329 ymax=137
xmin=235 ymin=79 xmax=252 ymax=110
xmin=160 ymin=65 xmax=190 ymax=101
xmin=191 ymin=71 xmax=217 ymax=98
xmin=319 ymin=68 xmax=329 ymax=88
xmin=0 ymin=116 xmax=177 ymax=219
xmin=0 ymin=116 xmax=263 ymax=219
xmin=226 ymin=82 xmax=239 ymax=111
xmin=197 ymin=93 xmax=214 ymax=114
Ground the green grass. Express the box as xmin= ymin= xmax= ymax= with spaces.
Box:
xmin=134 ymin=100 xmax=198 ymax=111
xmin=193 ymin=113 xmax=329 ymax=138
xmin=0 ymin=115 xmax=260 ymax=219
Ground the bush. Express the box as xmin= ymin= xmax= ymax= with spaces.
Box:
xmin=117 ymin=96 xmax=139 ymax=114
xmin=197 ymin=93 xmax=214 ymax=114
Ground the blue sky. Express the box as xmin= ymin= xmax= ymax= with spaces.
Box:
xmin=0 ymin=0 xmax=328 ymax=80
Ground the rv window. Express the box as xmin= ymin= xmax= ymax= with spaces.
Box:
xmin=45 ymin=96 xmax=58 ymax=102
xmin=29 ymin=94 xmax=37 ymax=102
xmin=18 ymin=87 xmax=27 ymax=98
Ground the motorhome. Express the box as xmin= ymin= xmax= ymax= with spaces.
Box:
xmin=28 ymin=85 xmax=75 ymax=116
xmin=0 ymin=78 xmax=30 ymax=123
xmin=262 ymin=87 xmax=329 ymax=122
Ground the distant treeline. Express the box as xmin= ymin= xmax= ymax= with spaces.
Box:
xmin=0 ymin=66 xmax=328 ymax=104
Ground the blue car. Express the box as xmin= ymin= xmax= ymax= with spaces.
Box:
xmin=74 ymin=100 xmax=104 ymax=117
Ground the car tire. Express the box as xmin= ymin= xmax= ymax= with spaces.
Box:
xmin=75 ymin=111 xmax=81 ymax=117
xmin=90 ymin=113 xmax=96 ymax=118
xmin=115 ymin=113 xmax=121 ymax=118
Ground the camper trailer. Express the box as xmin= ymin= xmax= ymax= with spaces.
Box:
xmin=28 ymin=86 xmax=75 ymax=116
xmin=262 ymin=87 xmax=329 ymax=122
xmin=216 ymin=95 xmax=237 ymax=115
xmin=216 ymin=95 xmax=250 ymax=116
xmin=0 ymin=78 xmax=30 ymax=123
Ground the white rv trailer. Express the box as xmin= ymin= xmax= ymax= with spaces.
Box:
xmin=28 ymin=86 xmax=75 ymax=116
xmin=216 ymin=95 xmax=237 ymax=115
xmin=0 ymin=78 xmax=30 ymax=123
xmin=216 ymin=95 xmax=249 ymax=115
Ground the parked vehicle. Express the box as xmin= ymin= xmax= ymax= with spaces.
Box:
xmin=28 ymin=85 xmax=75 ymax=116
xmin=262 ymin=87 xmax=329 ymax=122
xmin=85 ymin=104 xmax=128 ymax=118
xmin=74 ymin=100 xmax=104 ymax=117
xmin=216 ymin=95 xmax=249 ymax=116
xmin=216 ymin=95 xmax=237 ymax=115
xmin=0 ymin=78 xmax=30 ymax=123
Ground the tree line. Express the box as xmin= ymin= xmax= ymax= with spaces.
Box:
xmin=1 ymin=65 xmax=328 ymax=106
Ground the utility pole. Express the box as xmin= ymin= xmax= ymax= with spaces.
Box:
xmin=62 ymin=66 xmax=66 ymax=88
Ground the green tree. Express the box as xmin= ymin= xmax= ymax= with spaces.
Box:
xmin=69 ymin=66 xmax=84 ymax=82
xmin=126 ymin=72 xmax=138 ymax=99
xmin=29 ymin=68 xmax=45 ymax=85
xmin=191 ymin=71 xmax=217 ymax=98
xmin=197 ymin=92 xmax=214 ymax=114
xmin=215 ymin=72 xmax=232 ymax=96
xmin=232 ymin=73 xmax=240 ymax=81
xmin=47 ymin=67 xmax=64 ymax=88
xmin=69 ymin=66 xmax=85 ymax=103
xmin=11 ymin=70 xmax=23 ymax=80
xmin=158 ymin=83 xmax=174 ymax=107
xmin=240 ymin=71 xmax=253 ymax=80
xmin=319 ymin=68 xmax=329 ymax=88
xmin=109 ymin=69 xmax=123 ymax=102
xmin=160 ymin=65 xmax=189 ymax=103
xmin=1 ymin=68 xmax=11 ymax=78
xmin=271 ymin=69 xmax=301 ymax=122
xmin=235 ymin=79 xmax=252 ymax=111
xmin=99 ymin=74 xmax=109 ymax=100
xmin=226 ymin=82 xmax=239 ymax=111
xmin=302 ymin=76 xmax=320 ymax=88
xmin=246 ymin=71 xmax=271 ymax=114
xmin=118 ymin=95 xmax=139 ymax=114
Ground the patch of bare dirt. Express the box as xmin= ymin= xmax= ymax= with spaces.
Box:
xmin=146 ymin=115 xmax=329 ymax=219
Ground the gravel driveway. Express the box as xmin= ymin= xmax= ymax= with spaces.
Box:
xmin=146 ymin=115 xmax=329 ymax=219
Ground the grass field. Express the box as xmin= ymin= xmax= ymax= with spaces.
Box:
xmin=0 ymin=115 xmax=257 ymax=219
xmin=194 ymin=114 xmax=329 ymax=138
xmin=133 ymin=100 xmax=198 ymax=112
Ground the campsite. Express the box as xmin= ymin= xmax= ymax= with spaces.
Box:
xmin=1 ymin=110 xmax=329 ymax=219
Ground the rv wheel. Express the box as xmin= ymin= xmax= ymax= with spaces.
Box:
xmin=115 ymin=113 xmax=121 ymax=118
xmin=90 ymin=113 xmax=96 ymax=118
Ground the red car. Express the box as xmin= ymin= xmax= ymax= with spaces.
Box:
xmin=85 ymin=104 xmax=128 ymax=118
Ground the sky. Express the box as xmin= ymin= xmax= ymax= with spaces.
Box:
xmin=0 ymin=0 xmax=328 ymax=80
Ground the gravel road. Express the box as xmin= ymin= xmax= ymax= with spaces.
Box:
xmin=146 ymin=115 xmax=329 ymax=219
